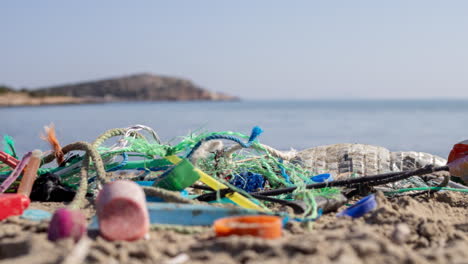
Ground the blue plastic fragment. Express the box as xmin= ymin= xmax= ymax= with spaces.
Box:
xmin=311 ymin=173 xmax=334 ymax=183
xmin=229 ymin=172 xmax=266 ymax=192
xmin=136 ymin=181 xmax=154 ymax=186
xmin=146 ymin=196 xmax=165 ymax=202
xmin=337 ymin=194 xmax=377 ymax=218
xmin=21 ymin=209 xmax=52 ymax=221
xmin=88 ymin=202 xmax=263 ymax=229
xmin=106 ymin=153 xmax=129 ymax=172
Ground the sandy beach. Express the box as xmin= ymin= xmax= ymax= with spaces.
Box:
xmin=0 ymin=190 xmax=466 ymax=264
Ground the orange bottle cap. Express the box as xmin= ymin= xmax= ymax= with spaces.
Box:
xmin=214 ymin=215 xmax=282 ymax=239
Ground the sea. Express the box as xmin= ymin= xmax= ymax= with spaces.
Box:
xmin=0 ymin=100 xmax=467 ymax=158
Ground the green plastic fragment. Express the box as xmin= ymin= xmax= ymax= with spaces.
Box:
xmin=153 ymin=158 xmax=200 ymax=191
xmin=3 ymin=135 xmax=17 ymax=158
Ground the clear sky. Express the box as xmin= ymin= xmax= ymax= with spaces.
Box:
xmin=1 ymin=1 xmax=468 ymax=99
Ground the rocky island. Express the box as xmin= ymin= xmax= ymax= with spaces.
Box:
xmin=0 ymin=73 xmax=238 ymax=107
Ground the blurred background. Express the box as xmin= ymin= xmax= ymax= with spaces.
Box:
xmin=1 ymin=1 xmax=467 ymax=157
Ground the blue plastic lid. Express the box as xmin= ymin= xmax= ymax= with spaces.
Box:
xmin=336 ymin=194 xmax=377 ymax=218
xmin=311 ymin=173 xmax=334 ymax=183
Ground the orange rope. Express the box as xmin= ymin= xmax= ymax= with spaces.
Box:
xmin=41 ymin=124 xmax=64 ymax=165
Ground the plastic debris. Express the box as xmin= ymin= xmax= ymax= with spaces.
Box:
xmin=153 ymin=158 xmax=200 ymax=191
xmin=337 ymin=194 xmax=377 ymax=218
xmin=89 ymin=203 xmax=263 ymax=229
xmin=47 ymin=208 xmax=87 ymax=242
xmin=448 ymin=155 xmax=468 ymax=184
xmin=448 ymin=139 xmax=468 ymax=163
xmin=229 ymin=172 xmax=266 ymax=192
xmin=0 ymin=150 xmax=19 ymax=168
xmin=17 ymin=149 xmax=42 ymax=197
xmin=214 ymin=215 xmax=283 ymax=239
xmin=96 ymin=180 xmax=149 ymax=241
xmin=310 ymin=173 xmax=333 ymax=183
xmin=166 ymin=155 xmax=264 ymax=211
xmin=2 ymin=124 xmax=465 ymax=244
xmin=21 ymin=208 xmax=52 ymax=221
xmin=0 ymin=152 xmax=31 ymax=193
xmin=0 ymin=193 xmax=30 ymax=220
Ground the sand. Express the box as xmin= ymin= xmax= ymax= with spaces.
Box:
xmin=1 ymin=191 xmax=467 ymax=264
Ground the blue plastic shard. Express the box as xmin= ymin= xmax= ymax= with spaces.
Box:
xmin=21 ymin=209 xmax=52 ymax=221
xmin=88 ymin=202 xmax=263 ymax=229
xmin=336 ymin=194 xmax=377 ymax=218
xmin=136 ymin=181 xmax=155 ymax=187
xmin=311 ymin=173 xmax=334 ymax=183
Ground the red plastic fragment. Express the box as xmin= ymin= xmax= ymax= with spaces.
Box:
xmin=0 ymin=151 xmax=19 ymax=168
xmin=0 ymin=193 xmax=30 ymax=220
xmin=448 ymin=140 xmax=468 ymax=163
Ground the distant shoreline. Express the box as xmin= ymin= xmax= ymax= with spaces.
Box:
xmin=0 ymin=92 xmax=239 ymax=107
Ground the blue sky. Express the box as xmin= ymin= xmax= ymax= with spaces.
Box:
xmin=1 ymin=1 xmax=468 ymax=99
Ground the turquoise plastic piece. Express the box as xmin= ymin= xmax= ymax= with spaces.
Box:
xmin=88 ymin=202 xmax=263 ymax=229
xmin=21 ymin=209 xmax=52 ymax=221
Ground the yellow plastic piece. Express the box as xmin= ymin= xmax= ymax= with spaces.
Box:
xmin=165 ymin=156 xmax=264 ymax=211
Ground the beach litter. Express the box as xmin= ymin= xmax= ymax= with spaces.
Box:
xmin=0 ymin=124 xmax=468 ymax=263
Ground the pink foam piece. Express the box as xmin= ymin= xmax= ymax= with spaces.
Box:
xmin=48 ymin=208 xmax=87 ymax=242
xmin=96 ymin=180 xmax=149 ymax=241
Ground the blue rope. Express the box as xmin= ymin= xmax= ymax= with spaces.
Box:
xmin=107 ymin=152 xmax=129 ymax=172
xmin=186 ymin=126 xmax=264 ymax=158
xmin=229 ymin=172 xmax=266 ymax=192
xmin=278 ymin=159 xmax=292 ymax=184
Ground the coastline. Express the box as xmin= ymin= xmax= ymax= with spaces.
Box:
xmin=0 ymin=93 xmax=239 ymax=107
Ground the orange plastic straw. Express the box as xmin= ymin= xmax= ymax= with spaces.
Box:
xmin=214 ymin=215 xmax=282 ymax=239
xmin=17 ymin=150 xmax=42 ymax=197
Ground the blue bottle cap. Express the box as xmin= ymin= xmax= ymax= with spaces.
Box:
xmin=336 ymin=194 xmax=377 ymax=218
xmin=311 ymin=173 xmax=333 ymax=183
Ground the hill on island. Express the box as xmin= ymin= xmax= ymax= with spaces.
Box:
xmin=29 ymin=73 xmax=237 ymax=101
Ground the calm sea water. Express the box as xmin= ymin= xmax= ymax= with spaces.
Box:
xmin=0 ymin=100 xmax=467 ymax=158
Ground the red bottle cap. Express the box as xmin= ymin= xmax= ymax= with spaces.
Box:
xmin=447 ymin=140 xmax=468 ymax=163
xmin=0 ymin=194 xmax=30 ymax=220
